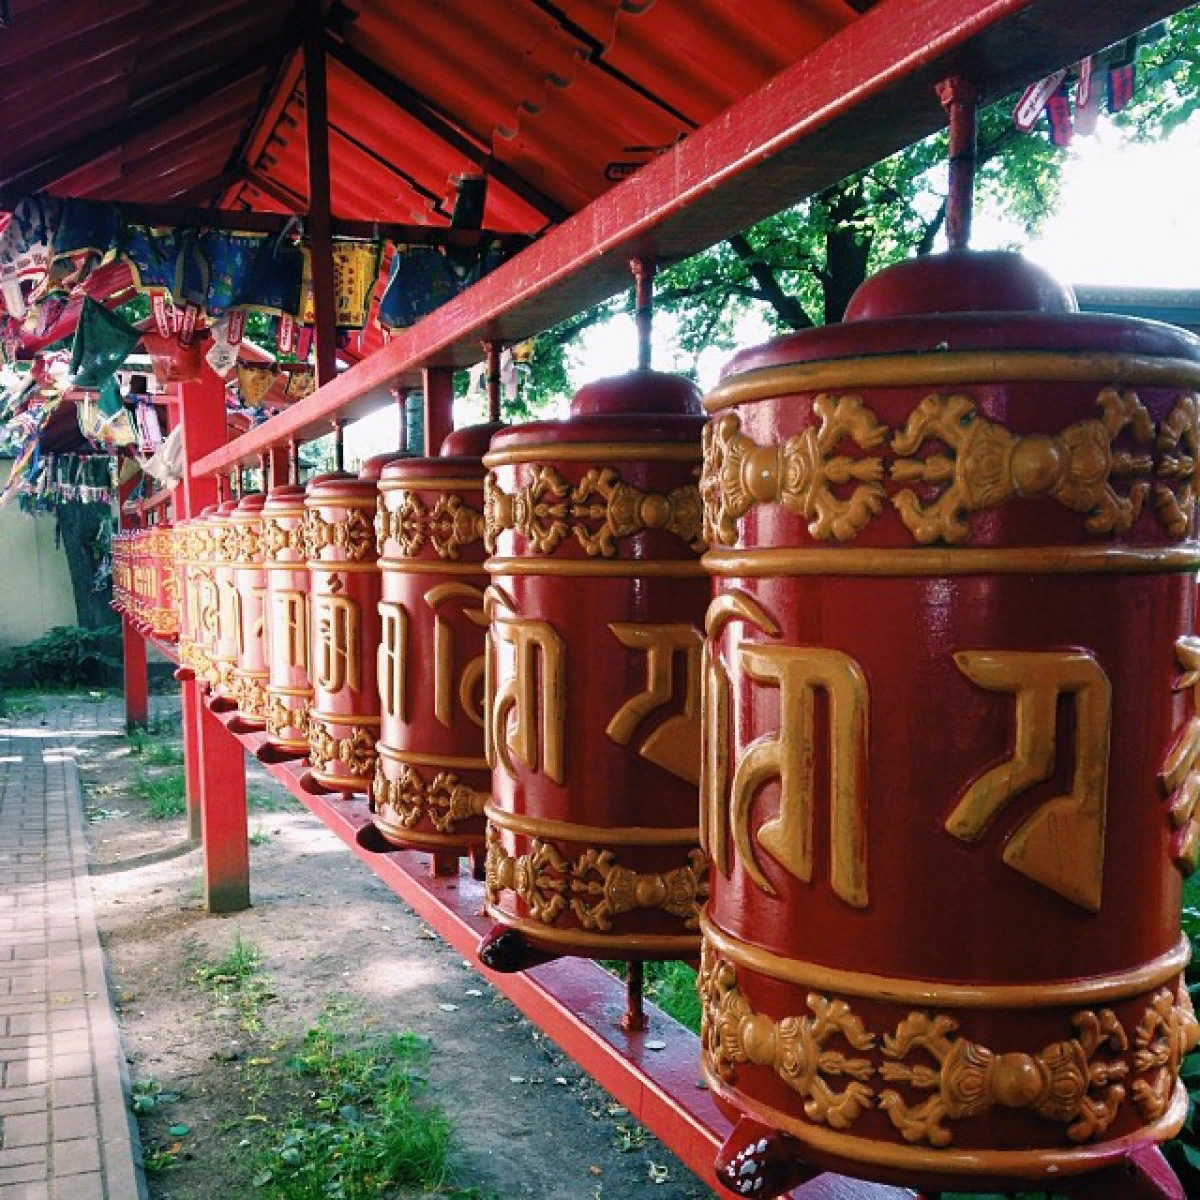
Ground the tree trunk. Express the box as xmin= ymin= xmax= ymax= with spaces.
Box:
xmin=821 ymin=182 xmax=873 ymax=325
xmin=55 ymin=501 xmax=117 ymax=630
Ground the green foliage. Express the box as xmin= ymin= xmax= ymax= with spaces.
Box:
xmin=252 ymin=1016 xmax=459 ymax=1200
xmin=645 ymin=961 xmax=701 ymax=1034
xmin=1116 ymin=12 xmax=1200 ymax=141
xmin=190 ymin=932 xmax=274 ymax=1032
xmin=135 ymin=767 xmax=187 ymax=819
xmin=127 ymin=729 xmax=184 ymax=765
xmin=0 ymin=625 xmax=122 ymax=687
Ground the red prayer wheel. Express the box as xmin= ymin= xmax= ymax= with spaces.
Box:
xmin=130 ymin=526 xmax=149 ymax=632
xmin=231 ymin=493 xmax=268 ymax=729
xmin=209 ymin=499 xmax=242 ymax=706
xmin=193 ymin=504 xmax=222 ymax=691
xmin=111 ymin=531 xmax=130 ymax=618
xmin=303 ymin=466 xmax=385 ymax=793
xmin=697 ymin=251 xmax=1200 ymax=1197
xmin=480 ymin=373 xmax=709 ymax=969
xmin=262 ymin=485 xmax=312 ymax=756
xmin=148 ymin=522 xmax=179 ymax=641
xmin=372 ymin=424 xmax=502 ymax=858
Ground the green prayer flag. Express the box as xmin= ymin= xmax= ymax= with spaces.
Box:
xmin=70 ymin=297 xmax=139 ymax=390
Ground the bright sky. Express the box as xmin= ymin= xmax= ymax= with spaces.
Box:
xmin=348 ymin=108 xmax=1200 ymax=459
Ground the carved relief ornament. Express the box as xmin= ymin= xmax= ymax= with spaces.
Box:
xmin=307 ymin=718 xmax=377 ymax=778
xmin=698 ymin=948 xmax=1199 ymax=1147
xmin=485 ymin=827 xmax=707 ymax=932
xmin=701 ymin=388 xmax=1200 ymax=545
xmin=265 ymin=692 xmax=309 ymax=739
xmin=372 ymin=762 xmax=486 ymax=834
xmin=1160 ymin=636 xmax=1200 ymax=875
xmin=484 ymin=464 xmax=704 ymax=557
xmin=304 ymin=507 xmax=375 ymax=561
xmin=376 ymin=491 xmax=485 ymax=560
xmin=261 ymin=516 xmax=306 ymax=560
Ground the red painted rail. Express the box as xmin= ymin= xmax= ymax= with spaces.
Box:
xmin=201 ymin=707 xmax=912 ymax=1200
xmin=190 ymin=0 xmax=1189 ymax=472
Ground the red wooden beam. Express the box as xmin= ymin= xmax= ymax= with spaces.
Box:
xmin=192 ymin=0 xmax=1189 ymax=474
xmin=422 ymin=366 xmax=454 ymax=456
xmin=304 ymin=6 xmax=337 ymax=388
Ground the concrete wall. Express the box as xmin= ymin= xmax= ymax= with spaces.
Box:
xmin=0 ymin=460 xmax=79 ymax=646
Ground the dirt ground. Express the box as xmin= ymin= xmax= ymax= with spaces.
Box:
xmin=58 ymin=688 xmax=716 ymax=1200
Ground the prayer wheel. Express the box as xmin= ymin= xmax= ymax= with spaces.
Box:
xmin=209 ymin=499 xmax=241 ymax=706
xmin=372 ymin=424 xmax=502 ymax=859
xmin=191 ymin=506 xmax=221 ymax=690
xmin=231 ymin=493 xmax=268 ymax=729
xmin=303 ymin=466 xmax=385 ymax=793
xmin=148 ymin=522 xmax=179 ymax=641
xmin=480 ymin=373 xmax=709 ymax=969
xmin=262 ymin=485 xmax=312 ymax=756
xmin=111 ymin=531 xmax=130 ymax=618
xmin=697 ymin=251 xmax=1200 ymax=1198
xmin=130 ymin=526 xmax=149 ymax=632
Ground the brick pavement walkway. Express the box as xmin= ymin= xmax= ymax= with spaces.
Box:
xmin=0 ymin=713 xmax=145 ymax=1200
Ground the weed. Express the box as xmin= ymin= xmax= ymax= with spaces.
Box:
xmin=249 ymin=786 xmax=292 ymax=812
xmin=190 ymin=933 xmax=274 ymax=1031
xmin=135 ymin=767 xmax=187 ymax=819
xmin=251 ymin=1015 xmax=456 ymax=1200
xmin=249 ymin=828 xmax=271 ymax=846
xmin=127 ymin=729 xmax=184 ymax=765
xmin=603 ymin=960 xmax=701 ymax=1034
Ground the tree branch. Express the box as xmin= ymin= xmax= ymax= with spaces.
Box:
xmin=728 ymin=234 xmax=814 ymax=329
xmin=917 ymin=195 xmax=948 ymax=255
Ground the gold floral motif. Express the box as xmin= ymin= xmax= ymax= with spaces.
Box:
xmin=304 ymin=507 xmax=375 ymax=561
xmin=890 ymin=388 xmax=1154 ymax=543
xmin=484 ymin=465 xmax=704 ymax=557
xmin=265 ymin=693 xmax=309 ymax=739
xmin=233 ymin=674 xmax=268 ymax=719
xmin=1159 ymin=637 xmax=1200 ymax=875
xmin=698 ymin=944 xmax=876 ymax=1130
xmin=377 ymin=491 xmax=485 ymax=560
xmin=261 ymin=517 xmax=305 ymax=560
xmin=1132 ymin=982 xmax=1200 ymax=1122
xmin=485 ymin=826 xmax=707 ymax=931
xmin=372 ymin=762 xmax=486 ymax=833
xmin=307 ymin=717 xmax=376 ymax=778
xmin=878 ymin=1009 xmax=1129 ymax=1146
xmin=1154 ymin=394 xmax=1200 ymax=538
xmin=700 ymin=397 xmax=888 ymax=546
xmin=229 ymin=523 xmax=262 ymax=563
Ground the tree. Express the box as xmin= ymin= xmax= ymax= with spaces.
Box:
xmin=56 ymin=499 xmax=117 ymax=630
xmin=519 ymin=11 xmax=1198 ymax=405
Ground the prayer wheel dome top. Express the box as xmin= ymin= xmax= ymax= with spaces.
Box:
xmin=359 ymin=453 xmax=405 ymax=483
xmin=216 ymin=500 xmax=239 ymax=516
xmin=570 ymin=370 xmax=703 ymax=417
xmin=305 ymin=470 xmax=371 ymax=501
xmin=262 ymin=484 xmax=306 ymax=509
xmin=844 ymin=250 xmax=1078 ymax=321
xmin=234 ymin=491 xmax=266 ymax=516
xmin=441 ymin=421 xmax=507 ymax=457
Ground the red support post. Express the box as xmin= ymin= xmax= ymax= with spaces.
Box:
xmin=118 ymin=476 xmax=149 ymax=731
xmin=176 ymin=369 xmax=250 ymax=911
xmin=422 ymin=366 xmax=454 ymax=455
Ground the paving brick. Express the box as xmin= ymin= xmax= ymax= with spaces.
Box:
xmin=0 ymin=1181 xmax=49 ymax=1200
xmin=47 ymin=1108 xmax=96 ymax=1145
xmin=49 ymin=1141 xmax=97 ymax=1179
xmin=0 ymin=1112 xmax=47 ymax=1149
xmin=45 ymin=1014 xmax=85 ymax=1036
xmin=47 ymin=1080 xmax=92 ymax=1111
xmin=0 ymin=1145 xmax=46 ymax=1169
xmin=51 ymin=1173 xmax=98 ymax=1200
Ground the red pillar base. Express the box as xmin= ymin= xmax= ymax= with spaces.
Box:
xmin=122 ymin=617 xmax=148 ymax=731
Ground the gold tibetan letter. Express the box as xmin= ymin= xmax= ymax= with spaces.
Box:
xmin=485 ymin=586 xmax=566 ymax=784
xmin=947 ymin=649 xmax=1111 ymax=912
xmin=425 ymin=583 xmax=488 ymax=729
xmin=377 ymin=602 xmax=407 ymax=720
xmin=313 ymin=583 xmax=361 ymax=694
xmin=606 ymin=624 xmax=703 ymax=784
xmin=730 ymin=645 xmax=869 ymax=908
xmin=269 ymin=589 xmax=308 ymax=673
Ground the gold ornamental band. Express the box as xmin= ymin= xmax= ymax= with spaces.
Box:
xmin=306 ymin=560 xmax=380 ymax=572
xmin=703 ymin=1071 xmax=1187 ymax=1181
xmin=308 ymin=710 xmax=381 ymax=726
xmin=702 ymin=917 xmax=1191 ymax=1010
xmin=483 ymin=442 xmax=703 ymax=468
xmin=704 ymin=544 xmax=1200 ymax=577
xmin=704 ymin=350 xmax=1200 ymax=413
xmin=309 ymin=770 xmax=369 ymax=792
xmin=303 ymin=498 xmax=379 ymax=510
xmin=377 ymin=558 xmax=487 ymax=575
xmin=485 ymin=803 xmax=699 ymax=847
xmin=372 ymin=824 xmax=482 ymax=851
xmin=266 ymin=684 xmax=312 ymax=698
xmin=263 ymin=561 xmax=308 ymax=570
xmin=378 ymin=478 xmax=485 ymax=492
xmin=484 ymin=906 xmax=700 ymax=955
xmin=485 ymin=556 xmax=707 ymax=578
xmin=395 ymin=748 xmax=489 ymax=771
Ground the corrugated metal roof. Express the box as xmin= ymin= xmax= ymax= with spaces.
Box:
xmin=1 ymin=0 xmax=867 ymax=229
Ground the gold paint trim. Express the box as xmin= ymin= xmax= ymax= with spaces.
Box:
xmin=702 ymin=918 xmax=1191 ymax=1009
xmin=483 ymin=442 xmax=702 ymax=468
xmin=371 ymin=823 xmax=481 ymax=851
xmin=266 ymin=685 xmax=313 ymax=698
xmin=703 ymin=1071 xmax=1188 ymax=1180
xmin=396 ymin=748 xmax=489 ymax=771
xmin=705 ymin=352 xmax=1200 ymax=413
xmin=483 ymin=905 xmax=700 ymax=954
xmin=703 ymin=545 xmax=1200 ymax=577
xmin=378 ymin=558 xmax=487 ymax=575
xmin=306 ymin=560 xmax=380 ymax=572
xmin=484 ymin=556 xmax=707 ymax=578
xmin=379 ymin=478 xmax=485 ymax=492
xmin=307 ymin=711 xmax=381 ymax=726
xmin=485 ymin=803 xmax=698 ymax=847
xmin=263 ymin=561 xmax=309 ymax=571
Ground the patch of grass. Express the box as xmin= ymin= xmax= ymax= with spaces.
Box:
xmin=127 ymin=729 xmax=184 ymax=765
xmin=249 ymin=828 xmax=271 ymax=846
xmin=0 ymin=690 xmax=45 ymax=719
xmin=249 ymin=786 xmax=291 ymax=812
xmin=189 ymin=932 xmax=275 ymax=1032
xmin=135 ymin=767 xmax=187 ymax=819
xmin=602 ymin=961 xmax=701 ymax=1034
xmin=251 ymin=1015 xmax=459 ymax=1200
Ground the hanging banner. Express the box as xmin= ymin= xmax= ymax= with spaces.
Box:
xmin=1013 ymin=69 xmax=1068 ymax=132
